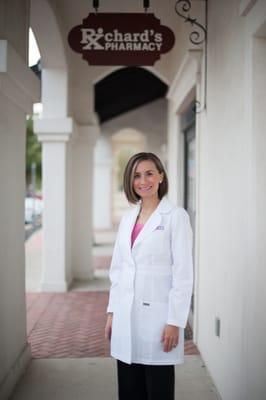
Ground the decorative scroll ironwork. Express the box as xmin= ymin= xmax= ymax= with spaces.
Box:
xmin=175 ymin=0 xmax=207 ymax=45
xmin=175 ymin=0 xmax=207 ymax=113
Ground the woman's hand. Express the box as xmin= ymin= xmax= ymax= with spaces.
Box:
xmin=104 ymin=313 xmax=113 ymax=341
xmin=161 ymin=324 xmax=179 ymax=352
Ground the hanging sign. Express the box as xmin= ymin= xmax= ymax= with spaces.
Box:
xmin=68 ymin=13 xmax=175 ymax=66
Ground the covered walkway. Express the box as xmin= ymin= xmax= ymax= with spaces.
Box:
xmin=8 ymin=229 xmax=219 ymax=400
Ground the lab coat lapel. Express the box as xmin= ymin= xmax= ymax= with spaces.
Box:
xmin=131 ymin=197 xmax=174 ymax=250
xmin=124 ymin=204 xmax=140 ymax=254
xmin=132 ymin=209 xmax=162 ymax=250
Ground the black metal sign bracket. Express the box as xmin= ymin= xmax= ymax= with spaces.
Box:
xmin=175 ymin=0 xmax=208 ymax=113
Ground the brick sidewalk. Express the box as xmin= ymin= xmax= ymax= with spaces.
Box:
xmin=26 ymin=292 xmax=110 ymax=358
xmin=26 ymin=292 xmax=199 ymax=359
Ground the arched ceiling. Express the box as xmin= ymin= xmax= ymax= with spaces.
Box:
xmin=94 ymin=67 xmax=167 ymax=123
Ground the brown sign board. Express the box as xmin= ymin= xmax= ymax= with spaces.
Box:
xmin=68 ymin=13 xmax=175 ymax=66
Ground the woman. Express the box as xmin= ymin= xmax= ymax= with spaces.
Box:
xmin=104 ymin=152 xmax=193 ymax=400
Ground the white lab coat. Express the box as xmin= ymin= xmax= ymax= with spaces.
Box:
xmin=107 ymin=196 xmax=193 ymax=365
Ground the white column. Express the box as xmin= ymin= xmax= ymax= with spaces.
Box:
xmin=93 ymin=135 xmax=112 ymax=230
xmin=0 ymin=37 xmax=40 ymax=398
xmin=71 ymin=124 xmax=99 ymax=279
xmin=35 ymin=118 xmax=73 ymax=291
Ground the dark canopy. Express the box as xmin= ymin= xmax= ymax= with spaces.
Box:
xmin=94 ymin=67 xmax=167 ymax=123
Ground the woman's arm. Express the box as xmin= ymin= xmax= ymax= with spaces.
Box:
xmin=106 ymin=219 xmax=124 ymax=314
xmin=161 ymin=324 xmax=180 ymax=352
xmin=104 ymin=313 xmax=113 ymax=341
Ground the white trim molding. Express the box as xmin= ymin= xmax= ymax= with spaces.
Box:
xmin=167 ymin=49 xmax=202 ymax=112
xmin=166 ymin=49 xmax=203 ymax=344
xmin=34 ymin=117 xmax=73 ymax=142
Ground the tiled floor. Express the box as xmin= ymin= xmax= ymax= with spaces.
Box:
xmin=26 ymin=292 xmax=199 ymax=359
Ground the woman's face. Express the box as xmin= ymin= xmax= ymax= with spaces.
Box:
xmin=133 ymin=160 xmax=163 ymax=201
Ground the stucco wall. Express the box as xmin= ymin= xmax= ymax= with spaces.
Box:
xmin=196 ymin=1 xmax=266 ymax=399
xmin=0 ymin=0 xmax=29 ymax=61
xmin=167 ymin=1 xmax=266 ymax=399
xmin=0 ymin=92 xmax=30 ymax=397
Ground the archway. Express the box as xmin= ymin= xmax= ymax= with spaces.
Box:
xmin=93 ymin=66 xmax=168 ymax=233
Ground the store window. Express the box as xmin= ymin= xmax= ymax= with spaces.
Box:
xmin=182 ymin=103 xmax=196 ymax=232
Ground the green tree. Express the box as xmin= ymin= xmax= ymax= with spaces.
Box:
xmin=26 ymin=116 xmax=42 ymax=191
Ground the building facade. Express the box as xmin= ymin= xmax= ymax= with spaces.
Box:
xmin=0 ymin=1 xmax=266 ymax=399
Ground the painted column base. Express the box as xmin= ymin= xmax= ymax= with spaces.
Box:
xmin=40 ymin=279 xmax=72 ymax=293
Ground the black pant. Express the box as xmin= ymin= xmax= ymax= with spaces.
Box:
xmin=117 ymin=359 xmax=175 ymax=400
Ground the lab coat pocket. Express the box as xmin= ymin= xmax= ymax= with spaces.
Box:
xmin=139 ymin=302 xmax=168 ymax=343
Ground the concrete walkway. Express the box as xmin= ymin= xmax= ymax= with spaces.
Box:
xmin=10 ymin=356 xmax=220 ymax=400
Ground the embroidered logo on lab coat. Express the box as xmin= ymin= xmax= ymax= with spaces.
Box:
xmin=155 ymin=225 xmax=164 ymax=230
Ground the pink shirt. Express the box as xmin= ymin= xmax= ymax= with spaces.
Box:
xmin=131 ymin=222 xmax=144 ymax=247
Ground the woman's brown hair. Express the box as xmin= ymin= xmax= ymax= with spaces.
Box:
xmin=123 ymin=152 xmax=168 ymax=204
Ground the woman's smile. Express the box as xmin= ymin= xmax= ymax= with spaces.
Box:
xmin=138 ymin=185 xmax=152 ymax=191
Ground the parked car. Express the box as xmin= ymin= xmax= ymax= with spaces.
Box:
xmin=25 ymin=197 xmax=43 ymax=224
